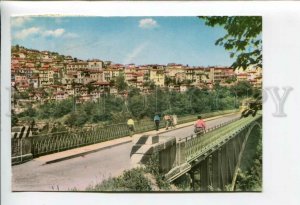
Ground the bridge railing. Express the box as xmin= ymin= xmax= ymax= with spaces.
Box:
xmin=179 ymin=114 xmax=261 ymax=164
xmin=11 ymin=138 xmax=33 ymax=165
xmin=180 ymin=117 xmax=240 ymax=142
xmin=32 ymin=123 xmax=130 ymax=157
xmin=29 ymin=109 xmax=238 ymax=157
xmin=164 ymin=114 xmax=262 ymax=181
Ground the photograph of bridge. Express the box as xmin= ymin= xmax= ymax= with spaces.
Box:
xmin=11 ymin=16 xmax=262 ymax=192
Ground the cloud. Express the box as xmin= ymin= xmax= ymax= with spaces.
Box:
xmin=63 ymin=32 xmax=79 ymax=39
xmin=139 ymin=18 xmax=158 ymax=29
xmin=14 ymin=27 xmax=40 ymax=39
xmin=124 ymin=42 xmax=149 ymax=64
xmin=11 ymin=16 xmax=32 ymax=27
xmin=14 ymin=27 xmax=78 ymax=40
xmin=43 ymin=28 xmax=65 ymax=37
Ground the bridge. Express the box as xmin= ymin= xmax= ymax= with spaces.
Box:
xmin=131 ymin=113 xmax=262 ymax=191
xmin=11 ymin=109 xmax=237 ymax=164
xmin=11 ymin=110 xmax=261 ymax=191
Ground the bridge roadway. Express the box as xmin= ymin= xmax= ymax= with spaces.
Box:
xmin=12 ymin=113 xmax=240 ymax=191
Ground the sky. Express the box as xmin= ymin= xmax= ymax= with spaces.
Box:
xmin=11 ymin=16 xmax=234 ymax=66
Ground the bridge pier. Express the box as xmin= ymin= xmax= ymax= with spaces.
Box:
xmin=199 ymin=157 xmax=209 ymax=191
xmin=212 ymin=150 xmax=222 ymax=189
xmin=189 ymin=128 xmax=258 ymax=191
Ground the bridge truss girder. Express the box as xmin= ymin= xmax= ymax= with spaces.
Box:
xmin=187 ymin=121 xmax=261 ymax=191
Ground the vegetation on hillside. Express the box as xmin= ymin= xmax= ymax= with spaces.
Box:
xmin=14 ymin=83 xmax=256 ymax=129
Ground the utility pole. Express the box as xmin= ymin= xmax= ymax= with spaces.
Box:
xmin=246 ymin=88 xmax=249 ymax=99
xmin=234 ymin=90 xmax=237 ymax=108
xmin=215 ymin=91 xmax=219 ymax=110
xmin=73 ymin=87 xmax=76 ymax=112
xmin=155 ymin=85 xmax=158 ymax=112
xmin=103 ymin=93 xmax=106 ymax=113
xmin=168 ymin=91 xmax=171 ymax=112
xmin=98 ymin=88 xmax=101 ymax=112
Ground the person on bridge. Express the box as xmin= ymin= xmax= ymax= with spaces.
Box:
xmin=172 ymin=114 xmax=178 ymax=128
xmin=194 ymin=115 xmax=206 ymax=134
xmin=127 ymin=118 xmax=135 ymax=136
xmin=154 ymin=113 xmax=161 ymax=131
xmin=164 ymin=114 xmax=172 ymax=130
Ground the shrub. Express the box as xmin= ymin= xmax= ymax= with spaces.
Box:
xmin=86 ymin=168 xmax=152 ymax=191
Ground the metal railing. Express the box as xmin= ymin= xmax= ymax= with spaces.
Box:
xmin=29 ymin=109 xmax=238 ymax=157
xmin=32 ymin=123 xmax=130 ymax=157
xmin=180 ymin=114 xmax=262 ymax=163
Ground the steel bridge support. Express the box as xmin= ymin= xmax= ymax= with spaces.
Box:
xmin=189 ymin=122 xmax=261 ymax=191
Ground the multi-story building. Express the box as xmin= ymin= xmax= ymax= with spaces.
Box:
xmin=38 ymin=67 xmax=50 ymax=86
xmin=103 ymin=68 xmax=123 ymax=82
xmin=15 ymin=75 xmax=29 ymax=88
xmin=87 ymin=59 xmax=103 ymax=71
xmin=66 ymin=62 xmax=89 ymax=71
xmin=10 ymin=45 xmax=264 ymax=105
xmin=166 ymin=64 xmax=185 ymax=81
xmin=28 ymin=76 xmax=39 ymax=88
xmin=17 ymin=67 xmax=34 ymax=79
xmin=235 ymin=66 xmax=262 ymax=88
xmin=210 ymin=66 xmax=235 ymax=84
xmin=150 ymin=66 xmax=165 ymax=87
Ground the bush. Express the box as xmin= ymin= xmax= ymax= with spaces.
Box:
xmin=64 ymin=111 xmax=89 ymax=127
xmin=18 ymin=106 xmax=37 ymax=118
xmin=145 ymin=154 xmax=171 ymax=190
xmin=86 ymin=168 xmax=152 ymax=191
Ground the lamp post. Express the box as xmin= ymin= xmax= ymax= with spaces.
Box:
xmin=234 ymin=90 xmax=237 ymax=108
xmin=215 ymin=90 xmax=219 ymax=110
xmin=246 ymin=88 xmax=250 ymax=99
xmin=155 ymin=85 xmax=158 ymax=112
xmin=73 ymin=86 xmax=76 ymax=112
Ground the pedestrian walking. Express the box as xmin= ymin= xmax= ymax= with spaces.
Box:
xmin=172 ymin=114 xmax=178 ymax=128
xmin=154 ymin=113 xmax=160 ymax=131
xmin=127 ymin=117 xmax=135 ymax=136
xmin=164 ymin=114 xmax=172 ymax=130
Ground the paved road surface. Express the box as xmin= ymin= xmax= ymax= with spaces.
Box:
xmin=162 ymin=113 xmax=240 ymax=139
xmin=12 ymin=113 xmax=240 ymax=191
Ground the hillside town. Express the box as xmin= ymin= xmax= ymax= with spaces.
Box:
xmin=11 ymin=45 xmax=262 ymax=109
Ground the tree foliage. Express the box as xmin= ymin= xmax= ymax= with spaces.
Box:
xmin=199 ymin=16 xmax=262 ymax=69
xmin=115 ymin=74 xmax=128 ymax=92
xmin=16 ymin=83 xmax=245 ymax=128
xmin=230 ymin=81 xmax=253 ymax=97
xmin=86 ymin=168 xmax=152 ymax=191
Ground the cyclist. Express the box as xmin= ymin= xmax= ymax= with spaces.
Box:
xmin=194 ymin=115 xmax=206 ymax=134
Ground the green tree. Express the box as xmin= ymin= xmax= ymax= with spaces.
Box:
xmin=86 ymin=83 xmax=95 ymax=94
xmin=52 ymin=99 xmax=73 ymax=118
xmin=199 ymin=16 xmax=262 ymax=69
xmin=128 ymin=95 xmax=147 ymax=118
xmin=164 ymin=76 xmax=174 ymax=86
xmin=225 ymin=75 xmax=237 ymax=83
xmin=115 ymin=74 xmax=128 ymax=92
xmin=231 ymin=81 xmax=253 ymax=98
xmin=19 ymin=105 xmax=37 ymax=118
xmin=64 ymin=111 xmax=89 ymax=127
xmin=12 ymin=110 xmax=19 ymax=126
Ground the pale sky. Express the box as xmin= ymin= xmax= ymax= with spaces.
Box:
xmin=11 ymin=16 xmax=234 ymax=66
